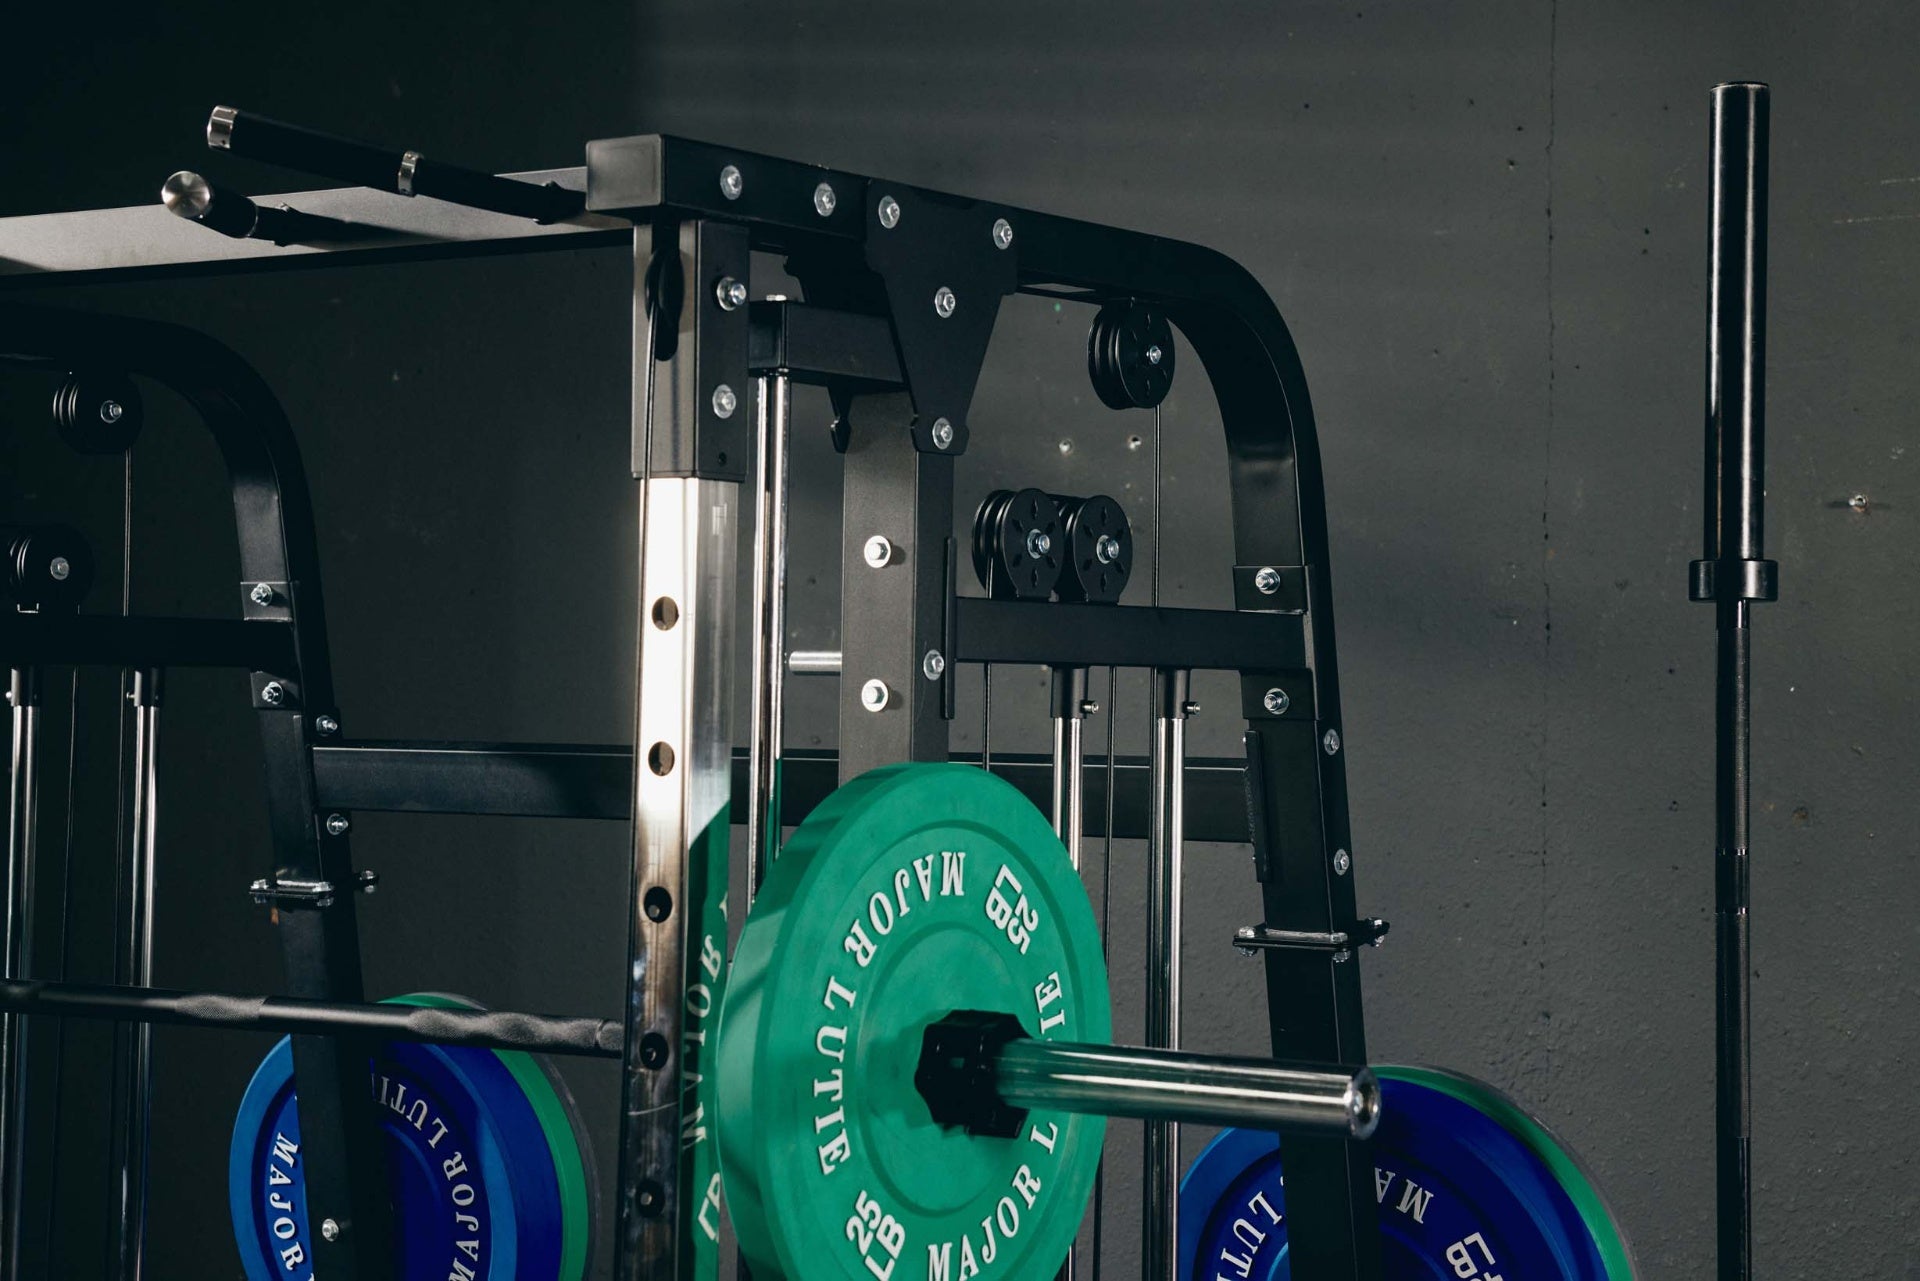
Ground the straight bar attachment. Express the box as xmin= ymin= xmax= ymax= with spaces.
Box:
xmin=0 ymin=979 xmax=621 ymax=1057
xmin=206 ymin=106 xmax=585 ymax=223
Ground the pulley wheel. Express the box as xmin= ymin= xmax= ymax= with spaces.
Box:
xmin=228 ymin=993 xmax=595 ymax=1281
xmin=51 ymin=370 xmax=142 ymax=453
xmin=719 ymin=763 xmax=1110 ymax=1281
xmin=971 ymin=487 xmax=1065 ymax=600
xmin=1056 ymin=494 xmax=1133 ymax=604
xmin=1178 ymin=1065 xmax=1636 ymax=1280
xmin=1087 ymin=301 xmax=1175 ymax=410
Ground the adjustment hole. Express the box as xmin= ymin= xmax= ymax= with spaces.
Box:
xmin=649 ymin=742 xmax=676 ymax=775
xmin=640 ymin=1032 xmax=671 ymax=1069
xmin=652 ymin=597 xmax=680 ymax=630
xmin=644 ymin=886 xmax=673 ymax=922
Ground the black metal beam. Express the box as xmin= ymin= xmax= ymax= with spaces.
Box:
xmin=953 ymin=597 xmax=1307 ymax=671
xmin=0 ymin=613 xmax=292 ymax=670
xmin=310 ymin=741 xmax=1256 ymax=842
xmin=747 ymin=301 xmax=902 ymax=387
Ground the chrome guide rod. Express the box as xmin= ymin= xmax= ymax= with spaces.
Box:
xmin=746 ymin=373 xmax=792 ymax=903
xmin=1143 ymin=669 xmax=1190 ymax=1280
xmin=1 ymin=669 xmax=40 ymax=1279
xmin=109 ymin=671 xmax=161 ymax=1281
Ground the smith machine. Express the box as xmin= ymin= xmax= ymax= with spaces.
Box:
xmin=0 ymin=85 xmax=1773 ymax=1281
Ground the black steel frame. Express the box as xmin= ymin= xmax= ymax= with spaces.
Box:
xmin=0 ymin=128 xmax=1382 ymax=1279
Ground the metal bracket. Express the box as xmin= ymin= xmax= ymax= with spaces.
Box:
xmin=1233 ymin=919 xmax=1390 ymax=963
xmin=249 ymin=870 xmax=376 ymax=910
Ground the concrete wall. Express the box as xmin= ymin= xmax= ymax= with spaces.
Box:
xmin=3 ymin=0 xmax=1916 ymax=1276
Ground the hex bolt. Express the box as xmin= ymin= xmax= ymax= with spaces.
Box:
xmin=260 ymin=681 xmax=286 ymax=707
xmin=930 ymin=417 xmax=955 ymax=450
xmin=1332 ymin=848 xmax=1352 ymax=876
xmin=922 ymin=650 xmax=947 ymax=680
xmin=1096 ymin=535 xmax=1122 ymax=564
xmin=719 ymin=164 xmax=744 ymax=200
xmin=356 ymin=870 xmax=379 ymax=895
xmin=315 ymin=714 xmax=340 ymax=737
xmin=1323 ymin=727 xmax=1342 ymax=755
xmin=100 ymin=399 xmax=124 ymax=424
xmin=861 ymin=679 xmax=891 ymax=712
xmin=1263 ymin=688 xmax=1290 ymax=716
xmin=250 ymin=582 xmax=275 ymax=607
xmin=863 ymin=535 xmax=895 ymax=568
xmin=48 ymin=557 xmax=71 ymax=582
xmin=714 ymin=276 xmax=748 ymax=311
xmin=1025 ymin=528 xmax=1053 ymax=560
xmin=813 ymin=182 xmax=837 ymax=217
xmin=320 ymin=1219 xmax=341 ymax=1243
xmin=1146 ymin=344 xmax=1165 ymax=366
xmin=992 ymin=217 xmax=1014 ymax=249
xmin=877 ymin=194 xmax=901 ymax=228
xmin=1254 ymin=566 xmax=1282 ymax=595
xmin=1850 ymin=493 xmax=1869 ymax=512
xmin=712 ymin=384 xmax=738 ymax=419
xmin=325 ymin=813 xmax=350 ymax=837
xmin=934 ymin=286 xmax=957 ymax=318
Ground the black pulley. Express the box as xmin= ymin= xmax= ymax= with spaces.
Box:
xmin=1087 ymin=301 xmax=1174 ymax=410
xmin=52 ymin=371 xmax=142 ymax=453
xmin=4 ymin=524 xmax=95 ymax=612
xmin=971 ymin=487 xmax=1065 ymax=600
xmin=1056 ymin=494 xmax=1133 ymax=604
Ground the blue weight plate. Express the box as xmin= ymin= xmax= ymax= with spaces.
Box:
xmin=1179 ymin=1068 xmax=1633 ymax=1281
xmin=229 ymin=1020 xmax=567 ymax=1281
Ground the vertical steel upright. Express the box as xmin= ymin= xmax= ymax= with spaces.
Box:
xmin=0 ymin=668 xmax=38 ymax=1279
xmin=746 ymin=373 xmax=792 ymax=904
xmin=110 ymin=669 xmax=162 ymax=1281
xmin=1142 ymin=668 xmax=1190 ymax=1280
xmin=1692 ymin=80 xmax=1774 ymax=1281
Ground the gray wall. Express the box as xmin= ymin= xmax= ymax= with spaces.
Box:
xmin=4 ymin=0 xmax=1916 ymax=1276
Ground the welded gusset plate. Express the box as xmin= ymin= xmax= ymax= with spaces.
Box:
xmin=720 ymin=763 xmax=1110 ymax=1281
xmin=228 ymin=994 xmax=593 ymax=1281
xmin=1178 ymin=1066 xmax=1636 ymax=1281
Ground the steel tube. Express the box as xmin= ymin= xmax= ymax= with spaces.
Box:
xmin=1705 ymin=80 xmax=1769 ymax=1281
xmin=109 ymin=671 xmax=160 ymax=1281
xmin=786 ymin=650 xmax=842 ymax=675
xmin=1047 ymin=669 xmax=1088 ymax=1281
xmin=1 ymin=669 xmax=40 ymax=1278
xmin=1143 ymin=670 xmax=1190 ymax=1280
xmin=0 ymin=978 xmax=620 ymax=1056
xmin=997 ymin=1039 xmax=1379 ymax=1139
xmin=746 ymin=374 xmax=792 ymax=901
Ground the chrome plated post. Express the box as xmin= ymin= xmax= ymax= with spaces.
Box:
xmin=1 ymin=668 xmax=40 ymax=1279
xmin=1048 ymin=668 xmax=1088 ymax=1281
xmin=109 ymin=670 xmax=161 ymax=1281
xmin=746 ymin=373 xmax=791 ymax=903
xmin=1143 ymin=670 xmax=1190 ymax=1281
xmin=615 ymin=479 xmax=737 ymax=1280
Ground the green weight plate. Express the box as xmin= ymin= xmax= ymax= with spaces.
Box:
xmin=396 ymin=994 xmax=597 ymax=1281
xmin=720 ymin=763 xmax=1110 ymax=1281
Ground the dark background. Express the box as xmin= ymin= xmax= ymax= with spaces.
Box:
xmin=3 ymin=1 xmax=1916 ymax=1277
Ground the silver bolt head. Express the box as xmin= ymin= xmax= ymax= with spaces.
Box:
xmin=922 ymin=649 xmax=947 ymax=680
xmin=1146 ymin=344 xmax=1164 ymax=366
xmin=930 ymin=417 xmax=955 ymax=450
xmin=992 ymin=217 xmax=1014 ymax=249
xmin=719 ymin=164 xmax=744 ymax=200
xmin=1323 ymin=727 xmax=1342 ymax=755
xmin=1333 ymin=848 xmax=1352 ymax=875
xmin=261 ymin=681 xmax=286 ymax=706
xmin=861 ymin=679 xmax=891 ymax=712
xmin=863 ymin=535 xmax=894 ymax=568
xmin=1263 ymin=688 xmax=1290 ymax=716
xmin=715 ymin=276 xmax=748 ymax=311
xmin=250 ymin=582 xmax=275 ymax=607
xmin=1079 ymin=699 xmax=1100 ymax=715
xmin=320 ymin=1218 xmax=341 ymax=1242
xmin=1254 ymin=566 xmax=1282 ymax=595
xmin=1025 ymin=528 xmax=1053 ymax=559
xmin=1850 ymin=493 xmax=1869 ymax=511
xmin=812 ymin=181 xmax=837 ymax=217
xmin=315 ymin=715 xmax=340 ymax=736
xmin=877 ymin=194 xmax=901 ymax=228
xmin=711 ymin=384 xmax=738 ymax=419
xmin=934 ymin=286 xmax=957 ymax=318
xmin=100 ymin=399 xmax=125 ymax=423
xmin=1182 ymin=700 xmax=1201 ymax=717
xmin=1095 ymin=534 xmax=1122 ymax=565
xmin=48 ymin=557 xmax=71 ymax=581
xmin=325 ymin=813 xmax=351 ymax=836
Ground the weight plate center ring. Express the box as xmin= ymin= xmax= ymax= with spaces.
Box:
xmin=721 ymin=764 xmax=1111 ymax=1281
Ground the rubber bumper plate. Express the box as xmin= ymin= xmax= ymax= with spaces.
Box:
xmin=1179 ymin=1065 xmax=1635 ymax=1280
xmin=228 ymin=993 xmax=594 ymax=1281
xmin=720 ymin=762 xmax=1111 ymax=1281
